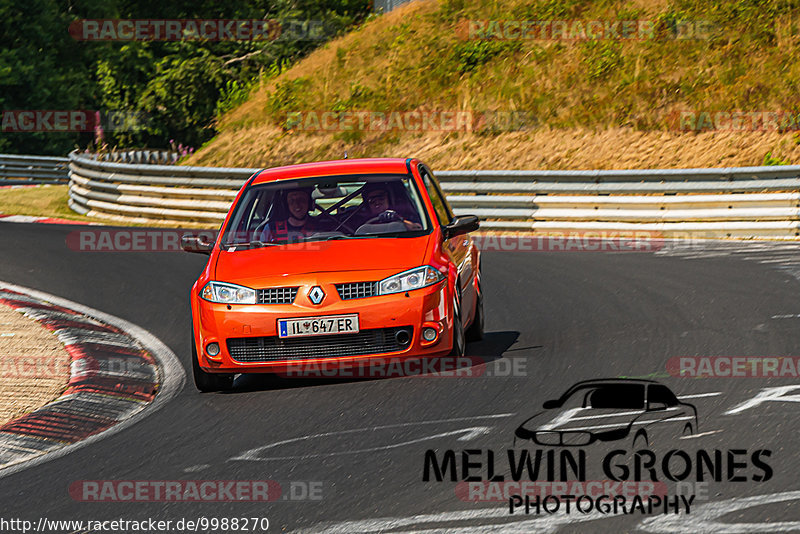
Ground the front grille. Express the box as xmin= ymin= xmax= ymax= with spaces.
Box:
xmin=336 ymin=282 xmax=378 ymax=300
xmin=257 ymin=287 xmax=298 ymax=304
xmin=227 ymin=327 xmax=412 ymax=362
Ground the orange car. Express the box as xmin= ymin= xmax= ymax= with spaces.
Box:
xmin=182 ymin=158 xmax=481 ymax=391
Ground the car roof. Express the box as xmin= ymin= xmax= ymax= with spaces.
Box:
xmin=558 ymin=378 xmax=660 ymax=397
xmin=570 ymin=378 xmax=660 ymax=386
xmin=250 ymin=158 xmax=412 ymax=185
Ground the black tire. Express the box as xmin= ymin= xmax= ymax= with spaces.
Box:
xmin=465 ymin=281 xmax=484 ymax=342
xmin=191 ymin=329 xmax=234 ymax=392
xmin=448 ymin=288 xmax=466 ymax=357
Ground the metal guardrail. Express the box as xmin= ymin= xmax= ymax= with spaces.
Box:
xmin=0 ymin=151 xmax=179 ymax=185
xmin=67 ymin=150 xmax=800 ymax=238
xmin=0 ymin=154 xmax=70 ymax=184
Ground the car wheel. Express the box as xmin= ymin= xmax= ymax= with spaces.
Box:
xmin=448 ymin=288 xmax=465 ymax=357
xmin=465 ymin=276 xmax=484 ymax=342
xmin=191 ymin=328 xmax=234 ymax=392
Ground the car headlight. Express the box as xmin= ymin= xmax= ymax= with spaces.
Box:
xmin=201 ymin=281 xmax=256 ymax=304
xmin=378 ymin=266 xmax=444 ymax=295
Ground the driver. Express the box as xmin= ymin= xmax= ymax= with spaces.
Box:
xmin=259 ymin=187 xmax=319 ymax=243
xmin=350 ymin=183 xmax=422 ymax=231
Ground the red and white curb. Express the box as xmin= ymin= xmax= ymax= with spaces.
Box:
xmin=0 ymin=214 xmax=97 ymax=225
xmin=0 ymin=282 xmax=184 ymax=478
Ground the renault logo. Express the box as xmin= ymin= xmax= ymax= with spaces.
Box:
xmin=308 ymin=286 xmax=325 ymax=305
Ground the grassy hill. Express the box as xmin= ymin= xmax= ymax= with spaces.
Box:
xmin=186 ymin=0 xmax=800 ymax=170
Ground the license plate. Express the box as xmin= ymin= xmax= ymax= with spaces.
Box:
xmin=278 ymin=314 xmax=359 ymax=338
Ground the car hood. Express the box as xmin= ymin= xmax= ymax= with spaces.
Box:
xmin=213 ymin=235 xmax=430 ymax=283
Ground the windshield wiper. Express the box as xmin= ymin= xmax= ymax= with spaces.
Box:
xmin=223 ymin=240 xmax=280 ymax=250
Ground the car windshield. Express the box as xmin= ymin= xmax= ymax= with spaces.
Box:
xmin=584 ymin=384 xmax=646 ymax=409
xmin=220 ymin=174 xmax=431 ymax=248
xmin=558 ymin=383 xmax=646 ymax=410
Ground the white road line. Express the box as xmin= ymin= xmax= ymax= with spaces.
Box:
xmin=771 ymin=314 xmax=800 ymax=319
xmin=295 ymin=507 xmax=610 ymax=534
xmin=545 ymin=407 xmax=681 ymax=424
xmin=678 ymin=392 xmax=722 ymax=399
xmin=231 ymin=413 xmax=515 ymax=462
xmin=183 ymin=464 xmax=211 ymax=473
xmin=760 ymin=257 xmax=800 ymax=264
xmin=551 ymin=416 xmax=694 ymax=433
xmin=679 ymin=430 xmax=723 ymax=439
xmin=725 ymin=385 xmax=800 ymax=415
xmin=368 ymin=413 xmax=516 ymax=427
xmin=535 ymin=392 xmax=716 ymax=429
xmin=539 ymin=408 xmax=583 ymax=431
xmin=640 ymin=490 xmax=800 ymax=533
xmin=233 ymin=426 xmax=493 ymax=461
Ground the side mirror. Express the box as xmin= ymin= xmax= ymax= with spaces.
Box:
xmin=181 ymin=233 xmax=214 ymax=255
xmin=542 ymin=399 xmax=560 ymax=409
xmin=648 ymin=401 xmax=668 ymax=411
xmin=443 ymin=215 xmax=479 ymax=240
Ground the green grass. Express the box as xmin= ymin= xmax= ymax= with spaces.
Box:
xmin=0 ymin=185 xmax=95 ymax=221
xmin=0 ymin=185 xmax=212 ymax=227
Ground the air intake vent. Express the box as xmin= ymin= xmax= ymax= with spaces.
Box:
xmin=227 ymin=327 xmax=412 ymax=362
xmin=256 ymin=287 xmax=298 ymax=304
xmin=335 ymin=282 xmax=378 ymax=300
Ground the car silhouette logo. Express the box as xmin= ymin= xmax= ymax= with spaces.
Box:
xmin=308 ymin=286 xmax=325 ymax=305
xmin=514 ymin=379 xmax=698 ymax=448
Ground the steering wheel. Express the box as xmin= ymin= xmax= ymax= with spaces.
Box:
xmin=363 ymin=210 xmax=403 ymax=225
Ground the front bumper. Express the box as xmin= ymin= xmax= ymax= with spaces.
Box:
xmin=191 ymin=280 xmax=452 ymax=373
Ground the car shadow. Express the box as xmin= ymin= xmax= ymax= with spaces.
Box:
xmin=219 ymin=330 xmax=522 ymax=393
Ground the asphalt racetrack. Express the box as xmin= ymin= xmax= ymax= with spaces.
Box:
xmin=2 ymin=222 xmax=800 ymax=533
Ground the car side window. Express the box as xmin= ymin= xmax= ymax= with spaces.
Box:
xmin=420 ymin=166 xmax=453 ymax=226
xmin=648 ymin=385 xmax=678 ymax=406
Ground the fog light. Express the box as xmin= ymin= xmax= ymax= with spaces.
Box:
xmin=422 ymin=327 xmax=438 ymax=342
xmin=205 ymin=342 xmax=220 ymax=357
